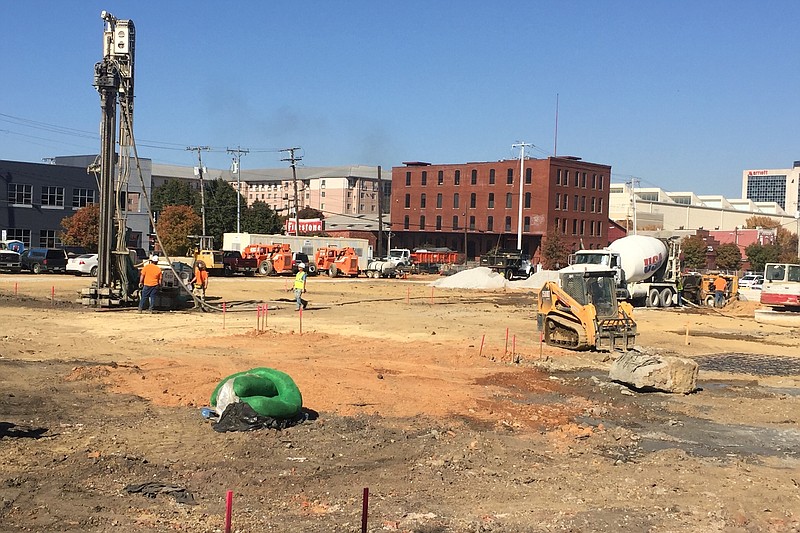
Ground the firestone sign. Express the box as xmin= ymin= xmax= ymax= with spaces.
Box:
xmin=285 ymin=218 xmax=323 ymax=234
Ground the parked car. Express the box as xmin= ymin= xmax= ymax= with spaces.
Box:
xmin=66 ymin=253 xmax=99 ymax=277
xmin=739 ymin=274 xmax=764 ymax=288
xmin=20 ymin=248 xmax=68 ymax=274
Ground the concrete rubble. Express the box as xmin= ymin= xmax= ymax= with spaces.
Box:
xmin=609 ymin=351 xmax=699 ymax=393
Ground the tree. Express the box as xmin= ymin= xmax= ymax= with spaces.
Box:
xmin=541 ymin=230 xmax=570 ymax=270
xmin=745 ymin=243 xmax=781 ymax=273
xmin=151 ymin=179 xmax=200 ymax=213
xmin=297 ymin=206 xmax=324 ymax=220
xmin=241 ymin=200 xmax=283 ymax=235
xmin=715 ymin=242 xmax=741 ymax=271
xmin=204 ymin=178 xmax=242 ymax=248
xmin=744 ymin=215 xmax=798 ymax=262
xmin=156 ymin=205 xmax=202 ymax=256
xmin=682 ymin=235 xmax=708 ymax=270
xmin=60 ymin=204 xmax=100 ymax=251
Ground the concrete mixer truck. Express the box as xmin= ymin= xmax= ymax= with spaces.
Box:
xmin=569 ymin=235 xmax=682 ymax=307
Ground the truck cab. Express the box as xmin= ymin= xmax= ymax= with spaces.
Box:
xmin=570 ymin=250 xmax=628 ymax=299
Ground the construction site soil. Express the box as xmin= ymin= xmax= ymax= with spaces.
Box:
xmin=1 ymin=273 xmax=799 ymax=532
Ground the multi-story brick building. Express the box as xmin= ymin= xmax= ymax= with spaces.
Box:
xmin=390 ymin=157 xmax=611 ymax=262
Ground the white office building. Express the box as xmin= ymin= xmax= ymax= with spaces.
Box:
xmin=742 ymin=162 xmax=800 ymax=217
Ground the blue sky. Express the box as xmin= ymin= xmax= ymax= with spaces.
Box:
xmin=2 ymin=1 xmax=798 ymax=198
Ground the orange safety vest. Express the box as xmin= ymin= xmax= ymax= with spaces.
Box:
xmin=141 ymin=263 xmax=163 ymax=287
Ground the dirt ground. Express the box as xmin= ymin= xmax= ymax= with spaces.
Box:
xmin=1 ymin=273 xmax=799 ymax=532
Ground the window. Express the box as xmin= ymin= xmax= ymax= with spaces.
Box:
xmin=453 ymin=193 xmax=460 ymax=208
xmin=436 ymin=216 xmax=442 ymax=230
xmin=321 ymin=191 xmax=326 ymax=197
xmin=598 ymin=175 xmax=604 ymax=190
xmin=525 ymin=192 xmax=531 ymax=209
xmin=505 ymin=192 xmax=512 ymax=208
xmin=592 ymin=174 xmax=597 ymax=189
xmin=574 ymin=172 xmax=579 ymax=187
xmin=41 ymin=186 xmax=65 ymax=208
xmin=404 ymin=215 xmax=410 ymax=229
xmin=487 ymin=216 xmax=494 ymax=231
xmin=437 ymin=171 xmax=444 ymax=185
xmin=591 ymin=197 xmax=596 ymax=212
xmin=524 ymin=216 xmax=530 ymax=232
xmin=554 ymin=217 xmax=559 ymax=231
xmin=405 ymin=172 xmax=411 ymax=186
xmin=469 ymin=216 xmax=475 ymax=230
xmin=580 ymin=220 xmax=585 ymax=235
xmin=421 ymin=171 xmax=427 ymax=186
xmin=470 ymin=193 xmax=477 ymax=208
xmin=505 ymin=216 xmax=512 ymax=232
xmin=590 ymin=220 xmax=595 ymax=236
xmin=72 ymin=188 xmax=95 ymax=208
xmin=598 ymin=198 xmax=603 ymax=213
xmin=452 ymin=215 xmax=459 ymax=230
xmin=555 ymin=193 xmax=561 ymax=209
xmin=6 ymin=229 xmax=30 ymax=248
xmin=581 ymin=173 xmax=586 ymax=188
xmin=420 ymin=193 xmax=426 ymax=208
xmin=525 ymin=168 xmax=532 ymax=184
xmin=580 ymin=196 xmax=586 ymax=212
xmin=8 ymin=183 xmax=32 ymax=205
xmin=573 ymin=195 xmax=579 ymax=211
xmin=572 ymin=219 xmax=577 ymax=235
xmin=454 ymin=170 xmax=460 ymax=185
xmin=404 ymin=194 xmax=411 ymax=208
xmin=562 ymin=218 xmax=567 ymax=234
xmin=436 ymin=193 xmax=443 ymax=208
xmin=320 ymin=179 xmax=326 ymax=189
xmin=597 ymin=221 xmax=603 ymax=235
xmin=507 ymin=168 xmax=514 ymax=185
xmin=564 ymin=170 xmax=569 ymax=186
xmin=419 ymin=215 xmax=426 ymax=230
xmin=562 ymin=194 xmax=568 ymax=210
xmin=488 ymin=193 xmax=495 ymax=208
xmin=471 ymin=169 xmax=477 ymax=185
xmin=489 ymin=169 xmax=495 ymax=184
xmin=39 ymin=229 xmax=60 ymax=248
xmin=556 ymin=169 xmax=562 ymax=185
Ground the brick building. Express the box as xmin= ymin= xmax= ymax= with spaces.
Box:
xmin=390 ymin=157 xmax=611 ymax=262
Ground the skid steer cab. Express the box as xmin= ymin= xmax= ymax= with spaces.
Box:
xmin=536 ymin=266 xmax=636 ymax=352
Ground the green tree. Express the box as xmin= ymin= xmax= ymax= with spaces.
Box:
xmin=60 ymin=204 xmax=100 ymax=251
xmin=156 ymin=205 xmax=202 ymax=256
xmin=151 ymin=179 xmax=200 ymax=213
xmin=744 ymin=215 xmax=798 ymax=262
xmin=204 ymin=178 xmax=242 ymax=248
xmin=714 ymin=242 xmax=741 ymax=271
xmin=541 ymin=230 xmax=570 ymax=270
xmin=745 ymin=243 xmax=781 ymax=273
xmin=681 ymin=235 xmax=708 ymax=270
xmin=297 ymin=206 xmax=324 ymax=220
xmin=241 ymin=200 xmax=283 ymax=235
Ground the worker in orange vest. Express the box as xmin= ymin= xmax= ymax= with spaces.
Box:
xmin=138 ymin=255 xmax=163 ymax=313
xmin=190 ymin=261 xmax=209 ymax=309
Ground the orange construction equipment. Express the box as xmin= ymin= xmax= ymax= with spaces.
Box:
xmin=243 ymin=243 xmax=294 ymax=276
xmin=313 ymin=246 xmax=360 ymax=277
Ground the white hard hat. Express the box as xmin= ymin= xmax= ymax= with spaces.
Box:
xmin=297 ymin=262 xmax=305 ymax=269
xmin=151 ymin=254 xmax=159 ymax=262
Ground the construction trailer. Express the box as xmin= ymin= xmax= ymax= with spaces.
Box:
xmin=223 ymin=233 xmax=372 ymax=271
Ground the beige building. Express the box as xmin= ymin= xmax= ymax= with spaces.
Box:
xmin=609 ymin=182 xmax=796 ymax=233
xmin=741 ymin=162 xmax=800 ymax=217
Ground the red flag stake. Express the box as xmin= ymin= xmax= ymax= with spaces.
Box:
xmin=479 ymin=334 xmax=485 ymax=357
xmin=51 ymin=285 xmax=55 ymax=306
xmin=222 ymin=301 xmax=226 ymax=330
xmin=256 ymin=305 xmax=261 ymax=332
xmin=224 ymin=490 xmax=233 ymax=533
xmin=504 ymin=327 xmax=509 ymax=356
xmin=299 ymin=306 xmax=303 ymax=334
xmin=512 ymin=335 xmax=516 ymax=362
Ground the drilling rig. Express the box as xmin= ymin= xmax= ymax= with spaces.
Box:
xmin=81 ymin=11 xmax=140 ymax=306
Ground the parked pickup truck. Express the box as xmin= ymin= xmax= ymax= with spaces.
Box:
xmin=479 ymin=249 xmax=533 ymax=280
xmin=222 ymin=250 xmax=257 ymax=276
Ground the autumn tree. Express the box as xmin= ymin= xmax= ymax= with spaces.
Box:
xmin=745 ymin=243 xmax=781 ymax=273
xmin=297 ymin=206 xmax=324 ymax=220
xmin=541 ymin=230 xmax=570 ymax=270
xmin=714 ymin=242 xmax=741 ymax=271
xmin=60 ymin=204 xmax=100 ymax=251
xmin=156 ymin=205 xmax=202 ymax=256
xmin=681 ymin=234 xmax=708 ymax=270
xmin=743 ymin=215 xmax=799 ymax=262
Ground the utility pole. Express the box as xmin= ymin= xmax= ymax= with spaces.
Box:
xmin=281 ymin=147 xmax=302 ymax=236
xmin=628 ymin=178 xmax=639 ymax=235
xmin=377 ymin=165 xmax=383 ymax=259
xmin=187 ymin=146 xmax=209 ymax=236
xmin=511 ymin=142 xmax=532 ymax=251
xmin=227 ymin=146 xmax=249 ymax=233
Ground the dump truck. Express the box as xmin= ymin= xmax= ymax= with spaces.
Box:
xmin=570 ymin=235 xmax=681 ymax=307
xmin=536 ymin=263 xmax=637 ymax=351
xmin=480 ymin=249 xmax=533 ymax=280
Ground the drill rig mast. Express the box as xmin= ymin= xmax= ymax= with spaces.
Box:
xmin=84 ymin=11 xmax=139 ymax=306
